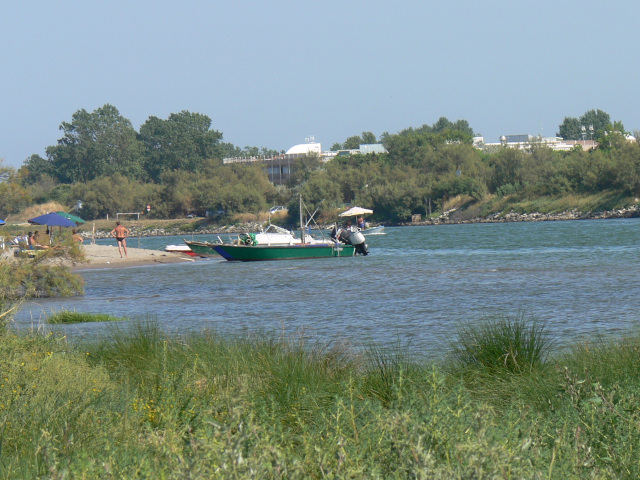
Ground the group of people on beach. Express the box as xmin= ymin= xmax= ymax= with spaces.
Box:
xmin=10 ymin=221 xmax=130 ymax=258
xmin=12 ymin=231 xmax=49 ymax=250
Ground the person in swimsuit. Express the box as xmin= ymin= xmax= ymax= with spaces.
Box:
xmin=110 ymin=221 xmax=130 ymax=258
xmin=31 ymin=231 xmax=49 ymax=250
xmin=72 ymin=229 xmax=84 ymax=244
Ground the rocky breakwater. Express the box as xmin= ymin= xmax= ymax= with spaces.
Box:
xmin=406 ymin=204 xmax=640 ymax=226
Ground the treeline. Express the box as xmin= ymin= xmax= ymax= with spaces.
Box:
xmin=1 ymin=106 xmax=639 ymax=222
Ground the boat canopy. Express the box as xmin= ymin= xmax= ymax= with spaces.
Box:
xmin=339 ymin=206 xmax=373 ymax=217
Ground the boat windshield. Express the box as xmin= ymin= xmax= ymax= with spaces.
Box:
xmin=264 ymin=224 xmax=292 ymax=235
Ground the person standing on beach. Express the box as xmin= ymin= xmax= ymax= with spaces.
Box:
xmin=110 ymin=221 xmax=130 ymax=258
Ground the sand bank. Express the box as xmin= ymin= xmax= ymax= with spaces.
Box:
xmin=72 ymin=244 xmax=195 ymax=270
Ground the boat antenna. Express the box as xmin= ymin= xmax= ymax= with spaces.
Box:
xmin=299 ymin=194 xmax=305 ymax=245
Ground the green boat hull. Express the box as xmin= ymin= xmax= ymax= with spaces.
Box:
xmin=186 ymin=241 xmax=356 ymax=261
xmin=184 ymin=241 xmax=220 ymax=257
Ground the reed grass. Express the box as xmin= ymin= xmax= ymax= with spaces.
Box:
xmin=361 ymin=339 xmax=421 ymax=407
xmin=1 ymin=312 xmax=640 ymax=478
xmin=46 ymin=309 xmax=127 ymax=324
xmin=447 ymin=313 xmax=552 ymax=375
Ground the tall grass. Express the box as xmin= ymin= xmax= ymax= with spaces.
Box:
xmin=47 ymin=309 xmax=126 ymax=324
xmin=505 ymin=191 xmax=636 ymax=215
xmin=1 ymin=312 xmax=640 ymax=477
xmin=447 ymin=313 xmax=552 ymax=375
xmin=361 ymin=339 xmax=420 ymax=407
xmin=445 ymin=313 xmax=558 ymax=408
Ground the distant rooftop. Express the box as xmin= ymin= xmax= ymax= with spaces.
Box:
xmin=285 ymin=142 xmax=322 ymax=155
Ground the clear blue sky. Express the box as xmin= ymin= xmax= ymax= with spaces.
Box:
xmin=2 ymin=1 xmax=639 ymax=169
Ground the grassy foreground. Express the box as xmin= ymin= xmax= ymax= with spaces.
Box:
xmin=1 ymin=311 xmax=639 ymax=478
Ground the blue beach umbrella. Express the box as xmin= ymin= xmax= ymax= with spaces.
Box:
xmin=0 ymin=219 xmax=5 ymax=225
xmin=28 ymin=212 xmax=76 ymax=228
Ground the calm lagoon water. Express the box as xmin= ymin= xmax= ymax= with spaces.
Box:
xmin=14 ymin=219 xmax=640 ymax=358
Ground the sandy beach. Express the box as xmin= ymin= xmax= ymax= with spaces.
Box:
xmin=72 ymin=244 xmax=196 ymax=270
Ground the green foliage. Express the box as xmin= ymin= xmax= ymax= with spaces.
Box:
xmin=19 ymin=154 xmax=55 ymax=185
xmin=0 ymin=162 xmax=32 ymax=216
xmin=447 ymin=313 xmax=553 ymax=377
xmin=47 ymin=104 xmax=145 ymax=183
xmin=247 ymin=333 xmax=356 ymax=423
xmin=0 ymin=263 xmax=84 ymax=299
xmin=13 ymin=106 xmax=640 ymax=222
xmin=362 ymin=341 xmax=418 ymax=407
xmin=47 ymin=310 xmax=127 ymax=324
xmin=139 ymin=111 xmax=223 ymax=182
xmin=432 ymin=174 xmax=487 ymax=201
xmin=2 ymin=318 xmax=640 ymax=477
xmin=0 ymin=298 xmax=21 ymax=330
xmin=558 ymin=108 xmax=612 ymax=140
xmin=299 ymin=171 xmax=343 ymax=208
xmin=333 ymin=131 xmax=378 ymax=150
xmin=26 ymin=175 xmax=71 ymax=204
xmin=70 ymin=174 xmax=159 ymax=219
xmin=286 ymin=155 xmax=323 ymax=186
xmin=496 ymin=182 xmax=523 ymax=197
xmin=0 ymin=233 xmax=85 ymax=299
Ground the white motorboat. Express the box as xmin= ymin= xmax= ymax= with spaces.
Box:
xmin=362 ymin=224 xmax=385 ymax=235
xmin=164 ymin=244 xmax=198 ymax=256
xmin=338 ymin=206 xmax=385 ymax=235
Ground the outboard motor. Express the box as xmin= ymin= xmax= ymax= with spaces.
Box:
xmin=348 ymin=228 xmax=369 ymax=256
xmin=337 ymin=228 xmax=351 ymax=245
xmin=337 ymin=227 xmax=368 ymax=255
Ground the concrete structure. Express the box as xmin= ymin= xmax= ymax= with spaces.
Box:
xmin=223 ymin=139 xmax=387 ymax=184
xmin=477 ymin=135 xmax=599 ymax=152
xmin=285 ymin=141 xmax=322 ymax=156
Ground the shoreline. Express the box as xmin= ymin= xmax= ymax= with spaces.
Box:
xmin=400 ymin=205 xmax=640 ymax=226
xmin=6 ymin=208 xmax=634 ymax=269
xmin=81 ymin=206 xmax=640 ymax=239
xmin=70 ymin=244 xmax=196 ymax=270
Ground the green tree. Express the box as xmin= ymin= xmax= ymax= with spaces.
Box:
xmin=157 ymin=170 xmax=200 ymax=217
xmin=239 ymin=146 xmax=282 ymax=157
xmin=299 ymin=171 xmax=342 ymax=208
xmin=47 ymin=104 xmax=145 ymax=183
xmin=361 ymin=131 xmax=377 ymax=144
xmin=70 ymin=174 xmax=157 ymax=219
xmin=20 ymin=154 xmax=54 ymax=185
xmin=557 ymin=116 xmax=582 ymax=140
xmin=333 ymin=132 xmax=378 ymax=151
xmin=0 ymin=162 xmax=11 ymax=183
xmin=191 ymin=163 xmax=272 ymax=217
xmin=0 ymin=163 xmax=31 ymax=216
xmin=557 ymin=109 xmax=611 ymax=140
xmin=25 ymin=174 xmax=62 ymax=204
xmin=384 ymin=131 xmax=436 ymax=168
xmin=219 ymin=142 xmax=243 ymax=158
xmin=343 ymin=135 xmax=363 ymax=150
xmin=581 ymin=109 xmax=612 ymax=139
xmin=139 ymin=111 xmax=223 ymax=182
xmin=287 ymin=155 xmax=323 ymax=187
xmin=487 ymin=147 xmax=526 ymax=193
